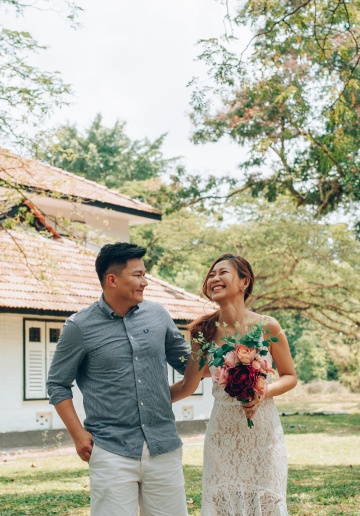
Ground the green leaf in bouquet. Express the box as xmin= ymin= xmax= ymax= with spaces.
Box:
xmin=198 ymin=356 xmax=207 ymax=370
xmin=213 ymin=357 xmax=223 ymax=367
xmin=262 ymin=340 xmax=270 ymax=347
xmin=221 ymin=344 xmax=233 ymax=353
xmin=259 ymin=349 xmax=268 ymax=356
xmin=270 ymin=336 xmax=279 ymax=342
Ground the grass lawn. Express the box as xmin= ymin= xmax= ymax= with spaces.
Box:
xmin=1 ymin=395 xmax=360 ymax=515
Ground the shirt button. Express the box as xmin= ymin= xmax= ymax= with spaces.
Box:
xmin=138 ymin=379 xmax=141 ymax=383
xmin=130 ymin=336 xmax=134 ymax=339
xmin=140 ymin=402 xmax=144 ymax=406
xmin=135 ymin=356 xmax=138 ymax=361
xmin=142 ymin=424 xmax=145 ymax=427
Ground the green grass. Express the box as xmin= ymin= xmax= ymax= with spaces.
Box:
xmin=1 ymin=412 xmax=360 ymax=515
xmin=281 ymin=412 xmax=360 ymax=435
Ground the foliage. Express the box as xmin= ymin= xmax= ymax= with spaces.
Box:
xmin=327 ymin=335 xmax=360 ymax=392
xmin=0 ymin=0 xmax=80 ymax=147
xmin=294 ymin=333 xmax=335 ymax=383
xmin=33 ymin=117 xmax=233 ymax=213
xmin=32 ymin=114 xmax=175 ymax=188
xmin=133 ymin=193 xmax=360 ymax=337
xmin=120 ymin=167 xmax=235 ymax=215
xmin=191 ymin=0 xmax=360 ymax=222
xmin=196 ymin=321 xmax=274 ymax=369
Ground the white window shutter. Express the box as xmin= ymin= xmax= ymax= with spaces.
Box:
xmin=46 ymin=322 xmax=64 ymax=379
xmin=25 ymin=321 xmax=46 ymax=399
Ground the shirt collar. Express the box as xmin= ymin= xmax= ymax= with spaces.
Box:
xmin=98 ymin=294 xmax=140 ymax=319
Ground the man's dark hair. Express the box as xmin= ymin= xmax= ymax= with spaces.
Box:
xmin=95 ymin=242 xmax=146 ymax=285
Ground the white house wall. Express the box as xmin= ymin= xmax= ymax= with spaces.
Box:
xmin=0 ymin=313 xmax=85 ymax=433
xmin=0 ymin=313 xmax=213 ymax=434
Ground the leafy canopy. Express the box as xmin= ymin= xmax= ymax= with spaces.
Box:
xmin=0 ymin=0 xmax=81 ymax=147
xmin=131 ymin=192 xmax=360 ymax=339
xmin=191 ymin=0 xmax=360 ymax=222
xmin=32 ymin=114 xmax=174 ymax=188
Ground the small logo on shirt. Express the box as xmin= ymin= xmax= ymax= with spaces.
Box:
xmin=143 ymin=329 xmax=149 ymax=334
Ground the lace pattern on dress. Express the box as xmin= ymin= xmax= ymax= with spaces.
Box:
xmin=201 ymin=352 xmax=288 ymax=516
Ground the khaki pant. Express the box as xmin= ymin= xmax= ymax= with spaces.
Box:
xmin=89 ymin=442 xmax=188 ymax=516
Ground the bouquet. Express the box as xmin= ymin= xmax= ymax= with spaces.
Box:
xmin=195 ymin=320 xmax=277 ymax=428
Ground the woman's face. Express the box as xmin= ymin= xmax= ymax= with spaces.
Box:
xmin=206 ymin=259 xmax=245 ymax=302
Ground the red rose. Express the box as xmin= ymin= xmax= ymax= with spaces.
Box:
xmin=224 ymin=363 xmax=259 ymax=400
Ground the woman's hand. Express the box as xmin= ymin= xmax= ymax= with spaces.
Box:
xmin=241 ymin=385 xmax=267 ymax=420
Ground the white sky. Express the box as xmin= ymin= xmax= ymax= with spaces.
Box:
xmin=4 ymin=0 xmax=251 ymax=178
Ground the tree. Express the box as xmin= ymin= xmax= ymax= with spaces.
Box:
xmin=191 ymin=0 xmax=360 ymax=224
xmin=0 ymin=0 xmax=80 ymax=147
xmin=119 ymin=166 xmax=235 ymax=215
xmin=32 ymin=114 xmax=176 ymax=188
xmin=132 ymin=192 xmax=360 ymax=339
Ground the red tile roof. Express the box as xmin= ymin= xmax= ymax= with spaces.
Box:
xmin=0 ymin=148 xmax=161 ymax=219
xmin=0 ymin=229 xmax=210 ymax=321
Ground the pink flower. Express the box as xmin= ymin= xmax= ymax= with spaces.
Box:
xmin=251 ymin=360 xmax=261 ymax=370
xmin=213 ymin=366 xmax=229 ymax=387
xmin=236 ymin=344 xmax=257 ymax=365
xmin=254 ymin=375 xmax=267 ymax=396
xmin=255 ymin=355 xmax=274 ymax=374
xmin=224 ymin=350 xmax=237 ymax=368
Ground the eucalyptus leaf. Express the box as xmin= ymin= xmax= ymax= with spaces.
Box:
xmin=198 ymin=356 xmax=206 ymax=370
xmin=213 ymin=357 xmax=223 ymax=367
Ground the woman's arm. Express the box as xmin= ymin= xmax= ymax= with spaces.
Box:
xmin=170 ymin=340 xmax=209 ymax=402
xmin=243 ymin=317 xmax=297 ymax=419
xmin=266 ymin=317 xmax=297 ymax=398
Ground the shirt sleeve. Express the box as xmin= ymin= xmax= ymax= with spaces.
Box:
xmin=163 ymin=309 xmax=191 ymax=375
xmin=47 ymin=316 xmax=86 ymax=406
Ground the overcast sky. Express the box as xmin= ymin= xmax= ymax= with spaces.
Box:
xmin=5 ymin=0 xmax=251 ymax=177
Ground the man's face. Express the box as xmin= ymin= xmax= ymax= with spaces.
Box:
xmin=108 ymin=258 xmax=148 ymax=306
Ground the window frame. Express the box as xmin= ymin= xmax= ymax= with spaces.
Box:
xmin=23 ymin=318 xmax=65 ymax=401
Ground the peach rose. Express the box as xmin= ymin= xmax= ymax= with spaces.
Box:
xmin=236 ymin=344 xmax=257 ymax=365
xmin=224 ymin=350 xmax=237 ymax=368
xmin=254 ymin=375 xmax=267 ymax=396
xmin=213 ymin=366 xmax=229 ymax=388
xmin=251 ymin=360 xmax=261 ymax=370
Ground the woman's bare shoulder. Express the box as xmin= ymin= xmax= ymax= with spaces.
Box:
xmin=262 ymin=316 xmax=283 ymax=336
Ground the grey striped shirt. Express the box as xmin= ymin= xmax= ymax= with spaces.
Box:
xmin=47 ymin=296 xmax=190 ymax=458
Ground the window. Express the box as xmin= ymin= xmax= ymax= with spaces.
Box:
xmin=24 ymin=320 xmax=64 ymax=400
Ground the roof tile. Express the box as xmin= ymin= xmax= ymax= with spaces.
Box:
xmin=0 ymin=229 xmax=212 ymax=321
xmin=0 ymin=148 xmax=161 ymax=217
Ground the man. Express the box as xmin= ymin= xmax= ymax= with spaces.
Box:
xmin=47 ymin=242 xmax=190 ymax=516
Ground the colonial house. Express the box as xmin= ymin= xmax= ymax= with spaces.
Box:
xmin=0 ymin=149 xmax=213 ymax=437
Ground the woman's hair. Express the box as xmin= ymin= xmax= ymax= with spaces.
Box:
xmin=188 ymin=253 xmax=254 ymax=342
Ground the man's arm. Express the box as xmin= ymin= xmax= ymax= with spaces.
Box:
xmin=164 ymin=312 xmax=191 ymax=374
xmin=55 ymin=399 xmax=93 ymax=462
xmin=47 ymin=317 xmax=91 ymax=461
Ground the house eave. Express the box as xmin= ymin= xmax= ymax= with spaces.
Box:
xmin=2 ymin=183 xmax=162 ymax=222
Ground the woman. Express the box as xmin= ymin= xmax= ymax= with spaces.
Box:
xmin=171 ymin=253 xmax=297 ymax=515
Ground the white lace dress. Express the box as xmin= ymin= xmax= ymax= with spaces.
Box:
xmin=202 ymin=353 xmax=288 ymax=516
